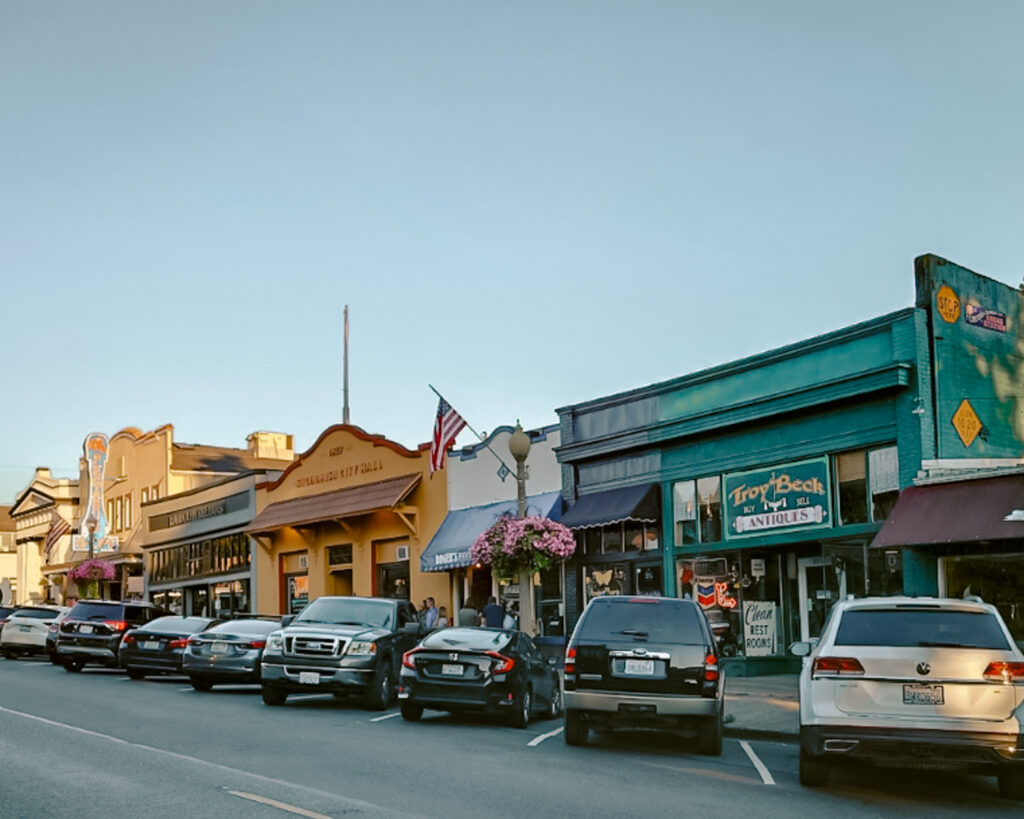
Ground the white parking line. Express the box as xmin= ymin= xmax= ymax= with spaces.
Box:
xmin=227 ymin=790 xmax=330 ymax=819
xmin=178 ymin=687 xmax=194 ymax=692
xmin=739 ymin=740 xmax=776 ymax=785
xmin=527 ymin=726 xmax=563 ymax=747
xmin=369 ymin=712 xmax=400 ymax=722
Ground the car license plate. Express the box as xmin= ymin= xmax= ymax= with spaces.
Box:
xmin=212 ymin=642 xmax=230 ymax=654
xmin=79 ymin=625 xmax=93 ymax=634
xmin=624 ymin=659 xmax=655 ymax=675
xmin=142 ymin=641 xmax=161 ymax=651
xmin=298 ymin=671 xmax=320 ymax=685
xmin=20 ymin=625 xmax=32 ymax=632
xmin=441 ymin=663 xmax=463 ymax=676
xmin=903 ymin=684 xmax=944 ymax=705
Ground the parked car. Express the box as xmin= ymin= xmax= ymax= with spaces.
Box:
xmin=793 ymin=596 xmax=1024 ymax=798
xmin=260 ymin=596 xmax=425 ymax=708
xmin=562 ymin=596 xmax=724 ymax=754
xmin=56 ymin=599 xmax=171 ymax=672
xmin=0 ymin=605 xmax=18 ymax=631
xmin=120 ymin=616 xmax=219 ymax=679
xmin=0 ymin=605 xmax=68 ymax=660
xmin=182 ymin=617 xmax=280 ymax=690
xmin=45 ymin=611 xmax=71 ymax=664
xmin=398 ymin=627 xmax=561 ymax=727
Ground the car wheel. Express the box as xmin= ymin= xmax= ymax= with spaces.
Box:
xmin=2 ymin=648 xmax=18 ymax=660
xmin=799 ymin=749 xmax=831 ymax=787
xmin=401 ymin=701 xmax=424 ymax=722
xmin=126 ymin=668 xmax=147 ymax=680
xmin=997 ymin=767 xmax=1024 ymax=800
xmin=547 ymin=686 xmax=563 ymax=719
xmin=190 ymin=676 xmax=213 ymax=692
xmin=261 ymin=685 xmax=288 ymax=706
xmin=509 ymin=687 xmax=532 ymax=729
xmin=564 ymin=708 xmax=587 ymax=746
xmin=697 ymin=708 xmax=723 ymax=756
xmin=63 ymin=660 xmax=83 ymax=673
xmin=363 ymin=662 xmax=393 ymax=711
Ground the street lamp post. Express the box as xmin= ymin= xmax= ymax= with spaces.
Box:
xmin=507 ymin=423 xmax=535 ymax=635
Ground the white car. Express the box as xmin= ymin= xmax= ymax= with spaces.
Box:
xmin=792 ymin=596 xmax=1024 ymax=799
xmin=1 ymin=605 xmax=68 ymax=660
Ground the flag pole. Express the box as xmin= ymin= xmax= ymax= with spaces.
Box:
xmin=428 ymin=384 xmax=517 ymax=476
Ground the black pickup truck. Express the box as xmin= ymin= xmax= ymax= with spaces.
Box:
xmin=260 ymin=596 xmax=425 ymax=709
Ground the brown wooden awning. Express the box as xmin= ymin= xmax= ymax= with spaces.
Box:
xmin=244 ymin=473 xmax=421 ymax=535
xmin=871 ymin=473 xmax=1024 ymax=548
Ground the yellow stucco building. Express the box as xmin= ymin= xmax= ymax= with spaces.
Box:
xmin=247 ymin=424 xmax=450 ymax=615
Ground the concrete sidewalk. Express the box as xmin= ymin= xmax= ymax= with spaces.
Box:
xmin=724 ymin=673 xmax=799 ymax=741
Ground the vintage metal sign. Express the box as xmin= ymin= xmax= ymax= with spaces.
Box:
xmin=71 ymin=432 xmax=119 ymax=553
xmin=723 ymin=457 xmax=831 ymax=539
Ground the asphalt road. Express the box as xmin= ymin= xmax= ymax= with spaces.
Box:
xmin=0 ymin=656 xmax=1021 ymax=818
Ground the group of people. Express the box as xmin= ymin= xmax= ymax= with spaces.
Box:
xmin=416 ymin=596 xmax=517 ymax=631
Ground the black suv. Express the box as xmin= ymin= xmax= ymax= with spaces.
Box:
xmin=563 ymin=596 xmax=724 ymax=754
xmin=260 ymin=596 xmax=425 ymax=709
xmin=56 ymin=599 xmax=170 ymax=672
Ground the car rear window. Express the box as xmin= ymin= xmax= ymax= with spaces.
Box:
xmin=421 ymin=628 xmax=513 ymax=652
xmin=205 ymin=619 xmax=278 ymax=636
xmin=577 ymin=599 xmax=707 ymax=645
xmin=142 ymin=616 xmax=213 ymax=634
xmin=68 ymin=602 xmax=123 ymax=621
xmin=835 ymin=609 xmax=1012 ymax=650
xmin=10 ymin=608 xmax=58 ymax=619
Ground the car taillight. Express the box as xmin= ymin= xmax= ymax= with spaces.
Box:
xmin=105 ymin=620 xmax=128 ymax=632
xmin=122 ymin=634 xmax=135 ymax=645
xmin=402 ymin=648 xmax=423 ymax=670
xmin=48 ymin=623 xmax=59 ymax=633
xmin=704 ymin=653 xmax=719 ymax=682
xmin=812 ymin=657 xmax=865 ymax=677
xmin=983 ymin=662 xmax=1024 ymax=682
xmin=247 ymin=640 xmax=267 ymax=649
xmin=486 ymin=651 xmax=515 ymax=674
xmin=564 ymin=646 xmax=576 ymax=674
xmin=168 ymin=638 xmax=189 ymax=649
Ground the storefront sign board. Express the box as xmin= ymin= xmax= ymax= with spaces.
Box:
xmin=723 ymin=457 xmax=831 ymax=539
xmin=743 ymin=600 xmax=776 ymax=656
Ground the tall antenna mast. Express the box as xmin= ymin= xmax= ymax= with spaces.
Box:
xmin=343 ymin=305 xmax=350 ymax=424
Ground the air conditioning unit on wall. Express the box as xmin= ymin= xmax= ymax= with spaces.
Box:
xmin=396 ymin=545 xmax=409 ymax=561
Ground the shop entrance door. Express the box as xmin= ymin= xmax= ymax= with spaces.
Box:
xmin=798 ymin=556 xmax=847 ymax=642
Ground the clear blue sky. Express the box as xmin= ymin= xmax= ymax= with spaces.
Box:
xmin=2 ymin=1 xmax=1022 ymax=503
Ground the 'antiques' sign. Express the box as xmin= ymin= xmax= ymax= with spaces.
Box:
xmin=724 ymin=457 xmax=831 ymax=539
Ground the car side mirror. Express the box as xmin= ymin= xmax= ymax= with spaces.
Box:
xmin=789 ymin=641 xmax=812 ymax=657
xmin=280 ymin=614 xmax=295 ymax=628
xmin=400 ymin=622 xmax=421 ymax=635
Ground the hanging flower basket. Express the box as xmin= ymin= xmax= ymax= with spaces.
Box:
xmin=67 ymin=559 xmax=115 ymax=599
xmin=470 ymin=515 xmax=576 ymax=581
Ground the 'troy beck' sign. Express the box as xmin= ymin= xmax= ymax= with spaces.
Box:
xmin=723 ymin=457 xmax=831 ymax=539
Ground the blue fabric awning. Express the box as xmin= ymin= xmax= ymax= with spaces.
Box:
xmin=420 ymin=491 xmax=563 ymax=573
xmin=560 ymin=483 xmax=660 ymax=529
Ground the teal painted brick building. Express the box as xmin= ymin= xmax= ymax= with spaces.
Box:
xmin=555 ymin=254 xmax=1024 ymax=672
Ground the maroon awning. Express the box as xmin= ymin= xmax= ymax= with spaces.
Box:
xmin=244 ymin=473 xmax=420 ymax=535
xmin=871 ymin=473 xmax=1024 ymax=548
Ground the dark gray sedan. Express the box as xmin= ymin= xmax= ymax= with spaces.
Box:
xmin=182 ymin=618 xmax=279 ymax=691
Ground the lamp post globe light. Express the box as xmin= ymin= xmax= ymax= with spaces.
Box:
xmin=507 ymin=423 xmax=535 ymax=635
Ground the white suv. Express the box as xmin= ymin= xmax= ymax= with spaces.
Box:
xmin=792 ymin=596 xmax=1024 ymax=799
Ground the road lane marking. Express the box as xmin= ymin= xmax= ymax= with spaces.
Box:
xmin=0 ymin=705 xmax=416 ymax=817
xmin=369 ymin=712 xmax=400 ymax=722
xmin=178 ymin=688 xmax=194 ymax=692
xmin=527 ymin=727 xmax=563 ymax=746
xmin=739 ymin=740 xmax=776 ymax=785
xmin=228 ymin=790 xmax=330 ymax=819
xmin=638 ymin=760 xmax=761 ymax=785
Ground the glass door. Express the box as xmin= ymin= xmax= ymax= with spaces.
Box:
xmin=797 ymin=556 xmax=846 ymax=641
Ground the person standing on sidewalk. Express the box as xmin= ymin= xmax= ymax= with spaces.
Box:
xmin=482 ymin=596 xmax=504 ymax=628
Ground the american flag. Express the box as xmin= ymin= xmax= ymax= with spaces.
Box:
xmin=429 ymin=397 xmax=467 ymax=474
xmin=43 ymin=510 xmax=71 ymax=561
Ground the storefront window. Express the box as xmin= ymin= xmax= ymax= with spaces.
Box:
xmin=377 ymin=562 xmax=410 ymax=600
xmin=602 ymin=523 xmax=624 ymax=553
xmin=583 ymin=563 xmax=627 ymax=602
xmin=944 ymin=554 xmax=1024 ymax=646
xmin=672 ymin=480 xmax=698 ymax=545
xmin=868 ymin=546 xmax=903 ymax=596
xmin=836 ymin=451 xmax=868 ymax=525
xmin=868 ymin=446 xmax=899 ymax=521
xmin=538 ymin=566 xmax=564 ymax=637
xmin=697 ymin=477 xmax=722 ymax=543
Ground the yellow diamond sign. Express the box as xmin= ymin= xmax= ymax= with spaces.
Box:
xmin=952 ymin=399 xmax=982 ymax=448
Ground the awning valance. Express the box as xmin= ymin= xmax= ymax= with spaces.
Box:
xmin=560 ymin=483 xmax=660 ymax=530
xmin=244 ymin=473 xmax=420 ymax=535
xmin=420 ymin=491 xmax=563 ymax=573
xmin=871 ymin=473 xmax=1024 ymax=549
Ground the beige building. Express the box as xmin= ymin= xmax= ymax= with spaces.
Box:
xmin=1 ymin=506 xmax=17 ymax=604
xmin=8 ymin=469 xmax=80 ymax=604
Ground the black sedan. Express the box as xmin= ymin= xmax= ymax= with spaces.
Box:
xmin=398 ymin=627 xmax=562 ymax=728
xmin=182 ymin=618 xmax=279 ymax=691
xmin=120 ymin=616 xmax=218 ymax=679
